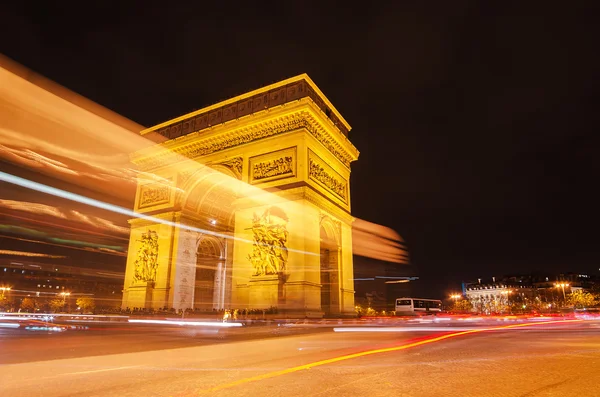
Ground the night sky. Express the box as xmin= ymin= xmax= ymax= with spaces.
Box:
xmin=1 ymin=2 xmax=599 ymax=297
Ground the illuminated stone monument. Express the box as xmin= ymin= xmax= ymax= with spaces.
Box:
xmin=121 ymin=74 xmax=359 ymax=316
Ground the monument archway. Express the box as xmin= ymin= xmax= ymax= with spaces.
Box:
xmin=122 ymin=74 xmax=360 ymax=317
xmin=181 ymin=168 xmax=237 ymax=312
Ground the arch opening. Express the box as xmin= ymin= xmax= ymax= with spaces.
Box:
xmin=183 ymin=169 xmax=238 ymax=311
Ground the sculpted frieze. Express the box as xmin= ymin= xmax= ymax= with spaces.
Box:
xmin=308 ymin=151 xmax=347 ymax=202
xmin=253 ymin=156 xmax=293 ymax=180
xmin=135 ymin=112 xmax=355 ymax=170
xmin=138 ymin=182 xmax=171 ymax=209
xmin=249 ymin=147 xmax=297 ymax=184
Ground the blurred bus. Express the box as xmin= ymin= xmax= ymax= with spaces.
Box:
xmin=395 ymin=298 xmax=442 ymax=314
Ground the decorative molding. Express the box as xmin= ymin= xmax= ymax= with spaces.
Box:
xmin=320 ymin=213 xmax=342 ymax=238
xmin=133 ymin=110 xmax=357 ymax=171
xmin=249 ymin=147 xmax=296 ymax=184
xmin=138 ymin=180 xmax=172 ymax=209
xmin=211 ymin=157 xmax=243 ymax=180
xmin=308 ymin=150 xmax=347 ymax=202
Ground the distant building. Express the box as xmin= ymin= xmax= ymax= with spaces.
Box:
xmin=0 ymin=260 xmax=122 ymax=311
xmin=463 ymin=272 xmax=598 ymax=313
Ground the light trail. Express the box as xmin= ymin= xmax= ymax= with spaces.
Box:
xmin=0 ymin=171 xmax=319 ymax=257
xmin=199 ymin=319 xmax=583 ymax=394
xmin=0 ymin=234 xmax=127 ymax=256
xmin=128 ymin=319 xmax=242 ymax=328
xmin=0 ymin=211 xmax=130 ymax=241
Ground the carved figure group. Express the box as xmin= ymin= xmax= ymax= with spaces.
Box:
xmin=247 ymin=207 xmax=289 ymax=276
xmin=253 ymin=156 xmax=293 ymax=180
xmin=140 ymin=185 xmax=170 ymax=207
xmin=309 ymin=158 xmax=346 ymax=199
xmin=133 ymin=230 xmax=159 ymax=283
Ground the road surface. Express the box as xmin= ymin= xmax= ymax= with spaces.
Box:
xmin=1 ymin=319 xmax=599 ymax=396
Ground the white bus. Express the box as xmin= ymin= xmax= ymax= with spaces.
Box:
xmin=395 ymin=298 xmax=443 ymax=314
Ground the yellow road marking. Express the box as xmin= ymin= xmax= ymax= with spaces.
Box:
xmin=200 ymin=319 xmax=582 ymax=394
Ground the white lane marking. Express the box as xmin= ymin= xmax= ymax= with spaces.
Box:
xmin=35 ymin=365 xmax=142 ymax=380
xmin=333 ymin=327 xmax=479 ymax=332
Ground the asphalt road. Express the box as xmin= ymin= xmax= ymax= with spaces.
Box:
xmin=1 ymin=320 xmax=599 ymax=397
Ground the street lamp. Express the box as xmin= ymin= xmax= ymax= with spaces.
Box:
xmin=59 ymin=292 xmax=70 ymax=303
xmin=0 ymin=287 xmax=10 ymax=300
xmin=555 ymin=283 xmax=569 ymax=300
xmin=450 ymin=294 xmax=461 ymax=301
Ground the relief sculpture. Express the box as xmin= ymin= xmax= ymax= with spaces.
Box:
xmin=247 ymin=207 xmax=289 ymax=276
xmin=216 ymin=157 xmax=243 ymax=179
xmin=133 ymin=230 xmax=159 ymax=283
xmin=309 ymin=157 xmax=347 ymax=200
xmin=253 ymin=156 xmax=293 ymax=181
xmin=139 ymin=184 xmax=170 ymax=208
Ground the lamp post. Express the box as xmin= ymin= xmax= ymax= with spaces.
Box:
xmin=59 ymin=292 xmax=71 ymax=312
xmin=59 ymin=292 xmax=71 ymax=303
xmin=450 ymin=294 xmax=461 ymax=311
xmin=450 ymin=294 xmax=461 ymax=301
xmin=0 ymin=287 xmax=10 ymax=298
xmin=555 ymin=283 xmax=569 ymax=301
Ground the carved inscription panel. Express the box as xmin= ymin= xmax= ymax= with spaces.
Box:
xmin=308 ymin=149 xmax=347 ymax=203
xmin=249 ymin=147 xmax=297 ymax=184
xmin=138 ymin=180 xmax=172 ymax=209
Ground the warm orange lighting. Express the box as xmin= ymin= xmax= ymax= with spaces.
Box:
xmin=0 ymin=250 xmax=65 ymax=258
xmin=203 ymin=319 xmax=583 ymax=393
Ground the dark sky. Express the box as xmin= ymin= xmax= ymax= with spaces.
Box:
xmin=1 ymin=2 xmax=599 ymax=296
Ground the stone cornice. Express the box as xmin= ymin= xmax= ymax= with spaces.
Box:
xmin=303 ymin=187 xmax=354 ymax=224
xmin=141 ymin=74 xmax=351 ymax=138
xmin=131 ymin=104 xmax=359 ymax=172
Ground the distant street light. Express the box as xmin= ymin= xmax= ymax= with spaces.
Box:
xmin=59 ymin=292 xmax=71 ymax=303
xmin=555 ymin=283 xmax=569 ymax=300
xmin=0 ymin=287 xmax=10 ymax=298
xmin=450 ymin=294 xmax=461 ymax=301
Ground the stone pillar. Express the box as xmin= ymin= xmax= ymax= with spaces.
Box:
xmin=170 ymin=225 xmax=198 ymax=311
xmin=340 ymin=221 xmax=355 ymax=315
xmin=122 ymin=213 xmax=181 ymax=310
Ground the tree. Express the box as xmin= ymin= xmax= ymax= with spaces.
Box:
xmin=451 ymin=299 xmax=473 ymax=313
xmin=567 ymin=290 xmax=597 ymax=309
xmin=49 ymin=298 xmax=65 ymax=313
xmin=0 ymin=295 xmax=11 ymax=311
xmin=76 ymin=297 xmax=95 ymax=313
xmin=20 ymin=298 xmax=35 ymax=312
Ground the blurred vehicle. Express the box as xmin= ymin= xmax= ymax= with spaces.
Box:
xmin=395 ymin=298 xmax=442 ymax=315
